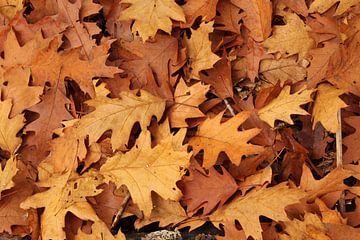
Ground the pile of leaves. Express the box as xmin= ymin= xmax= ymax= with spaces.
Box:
xmin=1 ymin=0 xmax=360 ymax=239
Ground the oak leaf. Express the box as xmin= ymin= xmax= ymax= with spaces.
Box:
xmin=31 ymin=37 xmax=120 ymax=96
xmin=0 ymin=99 xmax=25 ymax=154
xmin=263 ymin=13 xmax=314 ymax=58
xmin=300 ymin=165 xmax=353 ymax=201
xmin=186 ymin=21 xmax=220 ymax=80
xmin=180 ymin=0 xmax=219 ymax=28
xmin=200 ymin=57 xmax=234 ymax=99
xmin=214 ymin=0 xmax=242 ymax=34
xmin=231 ymin=0 xmax=272 ymax=42
xmin=99 ymin=130 xmax=190 ymax=217
xmin=210 ymin=182 xmax=305 ymax=240
xmin=179 ymin=166 xmax=238 ymax=216
xmin=75 ymin=221 xmax=125 ymax=240
xmin=119 ymin=0 xmax=185 ymax=41
xmin=169 ymin=79 xmax=209 ymax=128
xmin=309 ymin=0 xmax=360 ymax=15
xmin=41 ymin=90 xmax=165 ymax=173
xmin=25 ymin=86 xmax=73 ymax=150
xmin=0 ymin=156 xmax=18 ymax=198
xmin=1 ymin=67 xmax=42 ymax=117
xmin=0 ymin=0 xmax=23 ymax=19
xmin=312 ymin=84 xmax=347 ymax=133
xmin=189 ymin=111 xmax=263 ymax=168
xmin=20 ymin=171 xmax=106 ymax=240
xmin=307 ymin=42 xmax=339 ymax=88
xmin=343 ymin=116 xmax=360 ymax=164
xmin=136 ymin=193 xmax=188 ymax=228
xmin=258 ymin=86 xmax=313 ymax=127
xmin=259 ymin=56 xmax=307 ymax=86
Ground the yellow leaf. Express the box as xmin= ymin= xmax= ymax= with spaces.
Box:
xmin=0 ymin=99 xmax=24 ymax=154
xmin=0 ymin=0 xmax=23 ymax=19
xmin=263 ymin=13 xmax=314 ymax=58
xmin=169 ymin=79 xmax=209 ymax=128
xmin=312 ymin=84 xmax=347 ymax=133
xmin=189 ymin=111 xmax=263 ymax=168
xmin=40 ymin=90 xmax=165 ymax=174
xmin=309 ymin=0 xmax=360 ymax=15
xmin=210 ymin=182 xmax=305 ymax=240
xmin=20 ymin=171 xmax=106 ymax=240
xmin=76 ymin=221 xmax=125 ymax=240
xmin=119 ymin=0 xmax=185 ymax=41
xmin=0 ymin=156 xmax=18 ymax=198
xmin=258 ymin=86 xmax=313 ymax=127
xmin=186 ymin=21 xmax=220 ymax=80
xmin=100 ymin=130 xmax=190 ymax=217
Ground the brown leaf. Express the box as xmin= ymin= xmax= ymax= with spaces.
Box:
xmin=214 ymin=0 xmax=242 ymax=34
xmin=231 ymin=0 xmax=272 ymax=41
xmin=343 ymin=116 xmax=360 ymax=164
xmin=179 ymin=166 xmax=237 ymax=216
xmin=200 ymin=56 xmax=233 ymax=99
xmin=180 ymin=0 xmax=219 ymax=28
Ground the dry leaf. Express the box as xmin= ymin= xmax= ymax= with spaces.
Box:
xmin=231 ymin=0 xmax=272 ymax=41
xmin=186 ymin=21 xmax=220 ymax=80
xmin=119 ymin=0 xmax=185 ymax=41
xmin=100 ymin=130 xmax=190 ymax=217
xmin=312 ymin=83 xmax=347 ymax=133
xmin=343 ymin=116 xmax=360 ymax=164
xmin=263 ymin=13 xmax=314 ymax=58
xmin=189 ymin=111 xmax=263 ymax=168
xmin=258 ymin=86 xmax=313 ymax=127
xmin=169 ymin=79 xmax=209 ymax=128
xmin=210 ymin=182 xmax=305 ymax=240
xmin=0 ymin=156 xmax=18 ymax=197
xmin=309 ymin=0 xmax=360 ymax=15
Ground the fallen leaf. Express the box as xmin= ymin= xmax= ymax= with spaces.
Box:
xmin=119 ymin=0 xmax=185 ymax=41
xmin=0 ymin=156 xmax=18 ymax=197
xmin=100 ymin=130 xmax=190 ymax=217
xmin=215 ymin=0 xmax=242 ymax=34
xmin=309 ymin=0 xmax=360 ymax=15
xmin=179 ymin=166 xmax=238 ymax=216
xmin=343 ymin=116 xmax=360 ymax=164
xmin=0 ymin=0 xmax=23 ymax=19
xmin=263 ymin=13 xmax=314 ymax=58
xmin=231 ymin=0 xmax=272 ymax=41
xmin=20 ymin=171 xmax=105 ymax=240
xmin=312 ymin=83 xmax=347 ymax=133
xmin=186 ymin=21 xmax=220 ymax=80
xmin=0 ymin=100 xmax=25 ymax=154
xmin=169 ymin=79 xmax=209 ymax=128
xmin=189 ymin=111 xmax=263 ymax=168
xmin=180 ymin=0 xmax=219 ymax=28
xmin=258 ymin=86 xmax=313 ymax=127
xmin=210 ymin=182 xmax=305 ymax=240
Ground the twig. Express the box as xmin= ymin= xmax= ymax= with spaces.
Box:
xmin=111 ymin=190 xmax=131 ymax=229
xmin=336 ymin=109 xmax=346 ymax=213
xmin=224 ymin=99 xmax=236 ymax=117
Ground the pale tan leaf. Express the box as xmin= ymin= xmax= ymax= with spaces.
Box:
xmin=119 ymin=0 xmax=185 ymax=41
xmin=263 ymin=13 xmax=314 ymax=58
xmin=258 ymin=86 xmax=313 ymax=127
xmin=0 ymin=156 xmax=18 ymax=197
xmin=312 ymin=84 xmax=347 ymax=133
xmin=186 ymin=21 xmax=220 ymax=80
xmin=309 ymin=0 xmax=360 ymax=15
xmin=210 ymin=182 xmax=306 ymax=240
xmin=100 ymin=130 xmax=190 ymax=217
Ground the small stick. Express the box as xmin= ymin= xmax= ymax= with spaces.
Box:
xmin=111 ymin=191 xmax=131 ymax=229
xmin=336 ymin=109 xmax=346 ymax=213
xmin=224 ymin=99 xmax=236 ymax=117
